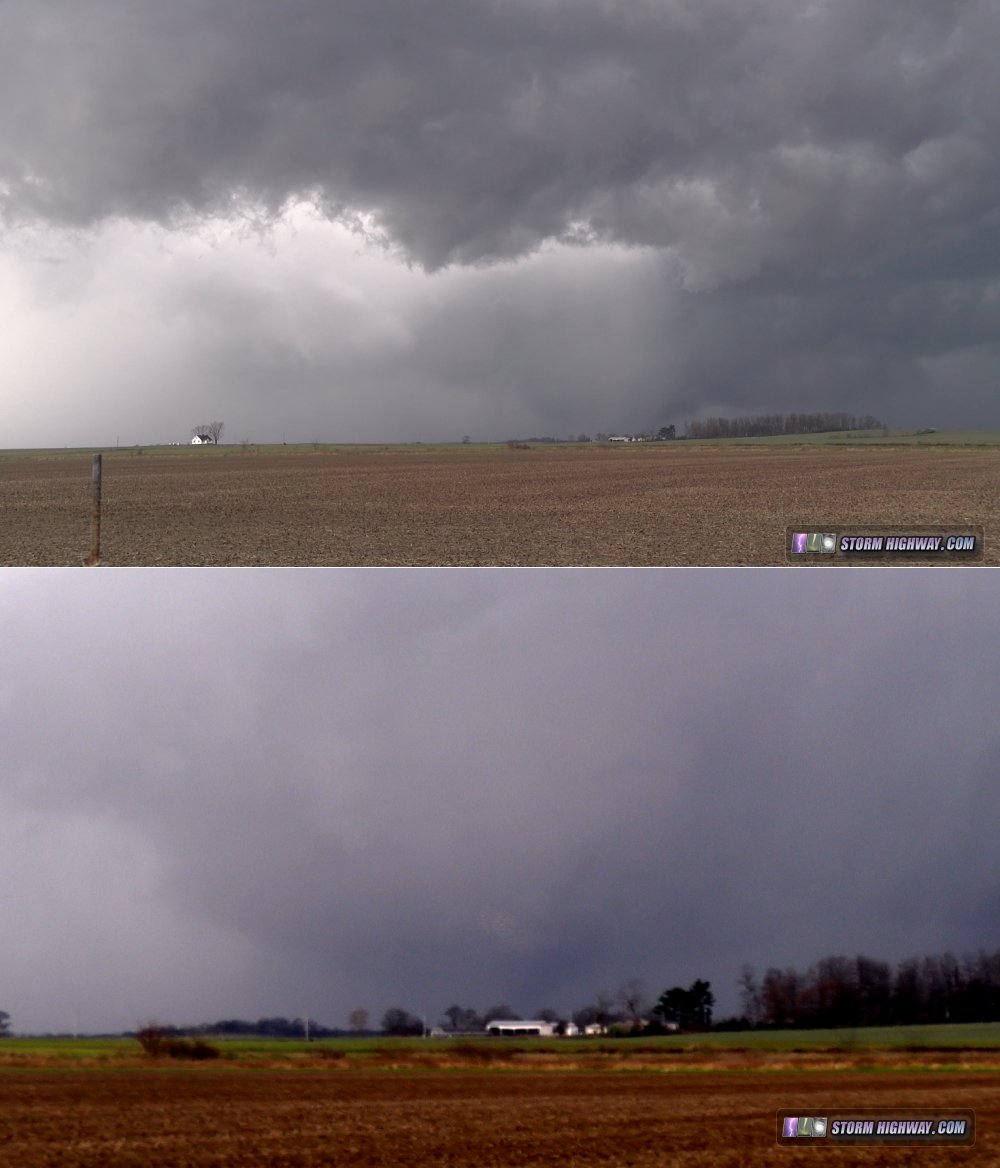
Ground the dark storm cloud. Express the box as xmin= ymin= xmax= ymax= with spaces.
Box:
xmin=1 ymin=570 xmax=998 ymax=1032
xmin=2 ymin=0 xmax=998 ymax=277
xmin=3 ymin=0 xmax=1000 ymax=441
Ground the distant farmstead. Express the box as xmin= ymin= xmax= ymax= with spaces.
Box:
xmin=191 ymin=434 xmax=214 ymax=444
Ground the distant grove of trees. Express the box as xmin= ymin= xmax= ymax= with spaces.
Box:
xmin=159 ymin=1016 xmax=341 ymax=1039
xmin=739 ymin=950 xmax=1000 ymax=1029
xmin=683 ymin=412 xmax=885 ymax=440
xmin=513 ymin=413 xmax=887 ymax=444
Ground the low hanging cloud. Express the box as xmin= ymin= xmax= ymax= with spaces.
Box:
xmin=1 ymin=0 xmax=999 ymax=443
xmin=3 ymin=0 xmax=997 ymax=277
xmin=1 ymin=569 xmax=998 ymax=1032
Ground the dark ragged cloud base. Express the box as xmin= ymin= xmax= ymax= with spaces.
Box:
xmin=4 ymin=0 xmax=997 ymax=276
xmin=2 ymin=1 xmax=1000 ymax=443
xmin=0 ymin=569 xmax=997 ymax=1032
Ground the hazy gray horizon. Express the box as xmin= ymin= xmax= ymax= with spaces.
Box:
xmin=2 ymin=1 xmax=999 ymax=447
xmin=1 ymin=568 xmax=997 ymax=1035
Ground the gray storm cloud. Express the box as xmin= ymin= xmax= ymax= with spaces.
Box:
xmin=2 ymin=0 xmax=999 ymax=442
xmin=0 ymin=569 xmax=997 ymax=1032
xmin=2 ymin=0 xmax=997 ymax=277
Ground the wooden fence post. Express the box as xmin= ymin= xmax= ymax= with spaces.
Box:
xmin=84 ymin=454 xmax=102 ymax=565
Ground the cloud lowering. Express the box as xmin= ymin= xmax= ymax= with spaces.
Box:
xmin=2 ymin=0 xmax=999 ymax=444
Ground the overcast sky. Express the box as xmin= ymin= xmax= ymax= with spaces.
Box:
xmin=1 ymin=567 xmax=997 ymax=1033
xmin=2 ymin=0 xmax=999 ymax=447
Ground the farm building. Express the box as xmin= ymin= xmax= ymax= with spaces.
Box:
xmin=486 ymin=1020 xmax=559 ymax=1037
xmin=190 ymin=434 xmax=214 ymax=444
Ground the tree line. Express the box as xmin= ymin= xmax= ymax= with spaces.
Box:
xmin=6 ymin=946 xmax=997 ymax=1040
xmin=386 ymin=948 xmax=1000 ymax=1036
xmin=683 ymin=412 xmax=885 ymax=440
xmin=739 ymin=950 xmax=1000 ymax=1029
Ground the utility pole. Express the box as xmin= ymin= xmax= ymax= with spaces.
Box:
xmin=84 ymin=455 xmax=102 ymax=565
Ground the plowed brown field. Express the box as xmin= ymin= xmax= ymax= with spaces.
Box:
xmin=1 ymin=444 xmax=996 ymax=565
xmin=0 ymin=1068 xmax=995 ymax=1167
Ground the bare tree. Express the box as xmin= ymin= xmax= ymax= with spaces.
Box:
xmin=761 ymin=968 xmax=801 ymax=1027
xmin=135 ymin=1021 xmax=166 ymax=1056
xmin=855 ymin=956 xmax=892 ymax=1026
xmin=482 ymin=1004 xmax=520 ymax=1025
xmin=441 ymin=1005 xmax=483 ymax=1032
xmin=738 ymin=964 xmax=761 ymax=1026
xmin=593 ymin=990 xmax=616 ymax=1030
xmin=191 ymin=421 xmax=224 ymax=443
xmin=380 ymin=1007 xmax=423 ymax=1036
xmin=348 ymin=1008 xmax=369 ymax=1033
xmin=616 ymin=979 xmax=649 ymax=1029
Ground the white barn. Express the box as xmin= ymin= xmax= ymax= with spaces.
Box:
xmin=486 ymin=1019 xmax=559 ymax=1037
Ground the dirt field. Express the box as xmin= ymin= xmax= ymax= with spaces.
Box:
xmin=0 ymin=1067 xmax=994 ymax=1167
xmin=0 ymin=444 xmax=996 ymax=565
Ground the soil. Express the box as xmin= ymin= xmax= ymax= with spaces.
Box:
xmin=1 ymin=445 xmax=995 ymax=565
xmin=0 ymin=1068 xmax=995 ymax=1167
